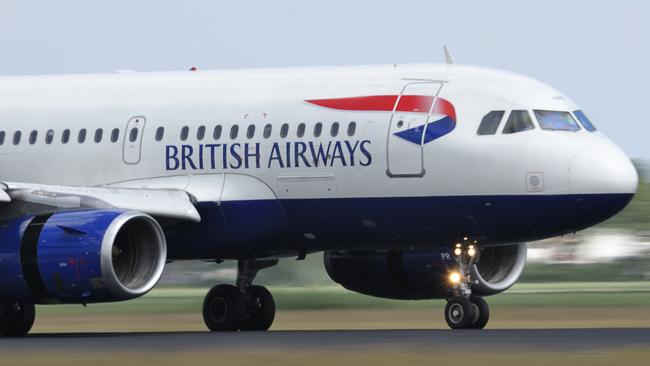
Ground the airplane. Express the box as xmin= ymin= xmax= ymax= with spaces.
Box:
xmin=0 ymin=60 xmax=638 ymax=336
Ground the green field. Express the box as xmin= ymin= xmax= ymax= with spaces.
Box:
xmin=35 ymin=282 xmax=650 ymax=315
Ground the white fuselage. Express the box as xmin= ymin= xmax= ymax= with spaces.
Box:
xmin=0 ymin=64 xmax=638 ymax=255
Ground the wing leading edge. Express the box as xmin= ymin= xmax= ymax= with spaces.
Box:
xmin=0 ymin=181 xmax=201 ymax=222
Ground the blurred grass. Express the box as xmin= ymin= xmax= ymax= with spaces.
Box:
xmin=36 ymin=282 xmax=650 ymax=315
xmin=29 ymin=283 xmax=650 ymax=333
xmin=601 ymin=179 xmax=650 ymax=231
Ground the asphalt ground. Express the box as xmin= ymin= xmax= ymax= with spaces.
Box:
xmin=1 ymin=328 xmax=649 ymax=352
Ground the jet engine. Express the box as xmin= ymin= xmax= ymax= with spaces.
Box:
xmin=324 ymin=243 xmax=526 ymax=299
xmin=0 ymin=209 xmax=166 ymax=304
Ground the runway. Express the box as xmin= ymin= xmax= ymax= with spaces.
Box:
xmin=2 ymin=328 xmax=649 ymax=352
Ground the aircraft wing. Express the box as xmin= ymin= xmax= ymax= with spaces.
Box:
xmin=0 ymin=181 xmax=201 ymax=222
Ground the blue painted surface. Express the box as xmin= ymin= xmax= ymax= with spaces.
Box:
xmin=324 ymin=249 xmax=455 ymax=300
xmin=394 ymin=116 xmax=456 ymax=144
xmin=0 ymin=216 xmax=37 ymax=302
xmin=36 ymin=210 xmax=123 ymax=303
xmin=165 ymin=193 xmax=633 ymax=259
xmin=164 ymin=200 xmax=291 ymax=259
xmin=0 ymin=210 xmax=128 ymax=303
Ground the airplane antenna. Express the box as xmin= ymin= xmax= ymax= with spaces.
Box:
xmin=443 ymin=45 xmax=454 ymax=65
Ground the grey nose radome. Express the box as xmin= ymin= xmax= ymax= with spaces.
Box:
xmin=570 ymin=144 xmax=638 ymax=195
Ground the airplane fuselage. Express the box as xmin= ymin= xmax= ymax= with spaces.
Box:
xmin=0 ymin=64 xmax=638 ymax=259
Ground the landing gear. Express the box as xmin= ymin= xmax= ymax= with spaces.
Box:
xmin=468 ymin=296 xmax=489 ymax=329
xmin=240 ymin=285 xmax=275 ymax=331
xmin=202 ymin=259 xmax=277 ymax=332
xmin=0 ymin=302 xmax=35 ymax=337
xmin=445 ymin=242 xmax=490 ymax=329
xmin=202 ymin=284 xmax=247 ymax=331
xmin=444 ymin=297 xmax=474 ymax=329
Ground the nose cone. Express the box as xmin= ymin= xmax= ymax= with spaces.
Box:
xmin=570 ymin=144 xmax=638 ymax=195
xmin=568 ymin=143 xmax=637 ymax=229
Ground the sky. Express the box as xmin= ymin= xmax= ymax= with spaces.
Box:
xmin=1 ymin=0 xmax=648 ymax=159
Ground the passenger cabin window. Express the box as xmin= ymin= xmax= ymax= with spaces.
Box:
xmin=263 ymin=124 xmax=272 ymax=138
xmin=534 ymin=110 xmax=580 ymax=132
xmin=477 ymin=111 xmax=505 ymax=135
xmin=297 ymin=123 xmax=306 ymax=138
xmin=0 ymin=131 xmax=5 ymax=145
xmin=197 ymin=125 xmax=206 ymax=140
xmin=78 ymin=129 xmax=87 ymax=143
xmin=45 ymin=129 xmax=54 ymax=144
xmin=280 ymin=124 xmax=289 ymax=138
xmin=213 ymin=125 xmax=222 ymax=140
xmin=331 ymin=122 xmax=339 ymax=137
xmin=314 ymin=123 xmax=323 ymax=137
xmin=180 ymin=126 xmax=189 ymax=141
xmin=94 ymin=128 xmax=103 ymax=143
xmin=573 ymin=110 xmax=597 ymax=132
xmin=129 ymin=128 xmax=138 ymax=142
xmin=110 ymin=128 xmax=119 ymax=143
xmin=347 ymin=122 xmax=356 ymax=136
xmin=247 ymin=124 xmax=255 ymax=139
xmin=155 ymin=127 xmax=164 ymax=141
xmin=503 ymin=111 xmax=535 ymax=134
xmin=29 ymin=130 xmax=37 ymax=145
xmin=230 ymin=125 xmax=239 ymax=139
xmin=13 ymin=131 xmax=21 ymax=145
xmin=62 ymin=129 xmax=70 ymax=144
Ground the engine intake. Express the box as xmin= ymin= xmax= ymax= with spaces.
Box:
xmin=100 ymin=212 xmax=167 ymax=299
xmin=0 ymin=210 xmax=166 ymax=303
xmin=470 ymin=243 xmax=527 ymax=296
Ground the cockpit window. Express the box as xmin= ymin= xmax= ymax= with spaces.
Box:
xmin=503 ymin=110 xmax=535 ymax=134
xmin=534 ymin=110 xmax=581 ymax=132
xmin=573 ymin=110 xmax=597 ymax=132
xmin=477 ymin=111 xmax=505 ymax=135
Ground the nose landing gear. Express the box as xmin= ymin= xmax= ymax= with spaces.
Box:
xmin=445 ymin=242 xmax=490 ymax=329
xmin=202 ymin=259 xmax=278 ymax=332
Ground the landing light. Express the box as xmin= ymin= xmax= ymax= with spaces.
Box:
xmin=454 ymin=248 xmax=462 ymax=256
xmin=467 ymin=247 xmax=476 ymax=257
xmin=449 ymin=272 xmax=461 ymax=284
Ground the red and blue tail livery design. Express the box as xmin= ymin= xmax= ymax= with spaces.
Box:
xmin=306 ymin=95 xmax=456 ymax=145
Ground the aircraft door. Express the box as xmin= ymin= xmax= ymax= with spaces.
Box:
xmin=386 ymin=81 xmax=444 ymax=177
xmin=123 ymin=116 xmax=146 ymax=164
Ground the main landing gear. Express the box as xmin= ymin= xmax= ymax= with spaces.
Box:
xmin=0 ymin=302 xmax=35 ymax=337
xmin=202 ymin=259 xmax=277 ymax=331
xmin=444 ymin=242 xmax=490 ymax=329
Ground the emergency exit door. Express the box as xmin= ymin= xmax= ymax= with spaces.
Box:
xmin=123 ymin=116 xmax=146 ymax=164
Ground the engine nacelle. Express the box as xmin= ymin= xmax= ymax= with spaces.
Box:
xmin=470 ymin=243 xmax=527 ymax=296
xmin=324 ymin=243 xmax=527 ymax=300
xmin=0 ymin=210 xmax=166 ymax=304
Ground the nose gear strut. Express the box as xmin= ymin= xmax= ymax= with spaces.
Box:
xmin=444 ymin=241 xmax=490 ymax=329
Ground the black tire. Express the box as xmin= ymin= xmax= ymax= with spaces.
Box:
xmin=241 ymin=285 xmax=275 ymax=331
xmin=444 ymin=297 xmax=474 ymax=329
xmin=0 ymin=303 xmax=35 ymax=337
xmin=202 ymin=285 xmax=246 ymax=331
xmin=468 ymin=296 xmax=489 ymax=329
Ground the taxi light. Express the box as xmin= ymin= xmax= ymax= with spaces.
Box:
xmin=454 ymin=248 xmax=462 ymax=256
xmin=468 ymin=248 xmax=476 ymax=256
xmin=449 ymin=272 xmax=461 ymax=284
